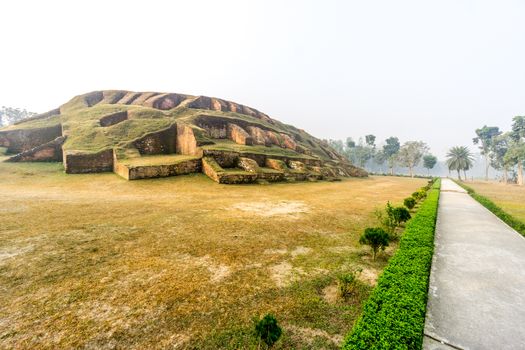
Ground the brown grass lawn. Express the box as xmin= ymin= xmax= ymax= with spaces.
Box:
xmin=466 ymin=181 xmax=525 ymax=222
xmin=0 ymin=160 xmax=425 ymax=349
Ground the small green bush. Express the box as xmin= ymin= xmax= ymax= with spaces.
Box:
xmin=392 ymin=206 xmax=411 ymax=225
xmin=343 ymin=179 xmax=441 ymax=349
xmin=374 ymin=206 xmax=396 ymax=235
xmin=338 ymin=269 xmax=362 ymax=299
xmin=359 ymin=227 xmax=390 ymax=260
xmin=377 ymin=202 xmax=412 ymax=237
xmin=254 ymin=314 xmax=282 ymax=348
xmin=404 ymin=197 xmax=416 ymax=209
xmin=412 ymin=188 xmax=427 ymax=201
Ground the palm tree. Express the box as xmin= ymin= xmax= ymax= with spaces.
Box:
xmin=446 ymin=146 xmax=474 ymax=181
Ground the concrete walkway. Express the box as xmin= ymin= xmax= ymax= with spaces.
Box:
xmin=423 ymin=178 xmax=525 ymax=350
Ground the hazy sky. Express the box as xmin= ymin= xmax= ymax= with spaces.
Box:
xmin=1 ymin=0 xmax=524 ymax=158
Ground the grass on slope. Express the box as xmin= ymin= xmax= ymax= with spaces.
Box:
xmin=119 ymin=154 xmax=200 ymax=167
xmin=202 ymin=140 xmax=316 ymax=159
xmin=1 ymin=91 xmax=337 ymax=161
xmin=61 ymin=104 xmax=174 ymax=153
xmin=0 ymin=162 xmax=425 ymax=349
xmin=1 ymin=115 xmax=61 ymax=131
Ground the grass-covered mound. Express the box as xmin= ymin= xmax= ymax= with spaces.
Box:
xmin=0 ymin=91 xmax=366 ymax=182
xmin=1 ymin=91 xmax=345 ymax=160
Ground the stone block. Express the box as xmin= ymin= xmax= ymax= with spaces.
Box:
xmin=63 ymin=149 xmax=114 ymax=174
xmin=237 ymin=157 xmax=260 ymax=172
xmin=227 ymin=123 xmax=253 ymax=145
xmin=133 ymin=124 xmax=177 ymax=155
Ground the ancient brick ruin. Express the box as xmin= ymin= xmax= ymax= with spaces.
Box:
xmin=0 ymin=90 xmax=367 ymax=184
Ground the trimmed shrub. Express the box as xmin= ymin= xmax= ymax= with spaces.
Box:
xmin=359 ymin=227 xmax=390 ymax=260
xmin=254 ymin=314 xmax=282 ymax=348
xmin=392 ymin=206 xmax=411 ymax=225
xmin=455 ymin=181 xmax=525 ymax=237
xmin=404 ymin=197 xmax=416 ymax=209
xmin=342 ymin=179 xmax=441 ymax=350
xmin=412 ymin=188 xmax=427 ymax=201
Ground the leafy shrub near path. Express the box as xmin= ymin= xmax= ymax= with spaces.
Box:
xmin=455 ymin=181 xmax=525 ymax=237
xmin=404 ymin=197 xmax=416 ymax=209
xmin=376 ymin=203 xmax=412 ymax=239
xmin=411 ymin=189 xmax=427 ymax=201
xmin=392 ymin=206 xmax=411 ymax=225
xmin=338 ymin=268 xmax=363 ymax=299
xmin=342 ymin=179 xmax=441 ymax=350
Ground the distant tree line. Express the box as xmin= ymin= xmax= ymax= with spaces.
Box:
xmin=0 ymin=106 xmax=36 ymax=127
xmin=326 ymin=135 xmax=437 ymax=177
xmin=447 ymin=117 xmax=525 ymax=185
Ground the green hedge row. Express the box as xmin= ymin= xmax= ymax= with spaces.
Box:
xmin=342 ymin=179 xmax=441 ymax=350
xmin=454 ymin=181 xmax=525 ymax=237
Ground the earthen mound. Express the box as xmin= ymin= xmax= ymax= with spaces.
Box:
xmin=0 ymin=90 xmax=367 ymax=183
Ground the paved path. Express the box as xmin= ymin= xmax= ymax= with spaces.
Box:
xmin=423 ymin=178 xmax=525 ymax=350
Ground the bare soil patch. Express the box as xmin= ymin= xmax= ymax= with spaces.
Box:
xmin=230 ymin=200 xmax=309 ymax=217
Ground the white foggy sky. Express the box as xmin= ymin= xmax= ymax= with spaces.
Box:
xmin=1 ymin=0 xmax=524 ymax=158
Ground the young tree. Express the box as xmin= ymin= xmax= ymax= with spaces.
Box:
xmin=328 ymin=139 xmax=345 ymax=154
xmin=507 ymin=116 xmax=525 ymax=185
xmin=347 ymin=138 xmax=375 ymax=169
xmin=397 ymin=141 xmax=429 ymax=177
xmin=337 ymin=269 xmax=362 ymax=299
xmin=392 ymin=206 xmax=411 ymax=226
xmin=423 ymin=154 xmax=438 ymax=175
xmin=343 ymin=137 xmax=356 ymax=163
xmin=382 ymin=137 xmax=400 ymax=175
xmin=473 ymin=126 xmax=501 ymax=181
xmin=446 ymin=146 xmax=474 ymax=181
xmin=254 ymin=314 xmax=282 ymax=348
xmin=375 ymin=202 xmax=410 ymax=236
xmin=489 ymin=133 xmax=512 ymax=184
xmin=346 ymin=137 xmax=356 ymax=149
xmin=505 ymin=143 xmax=525 ymax=186
xmin=374 ymin=150 xmax=387 ymax=173
xmin=365 ymin=134 xmax=376 ymax=147
xmin=359 ymin=227 xmax=390 ymax=260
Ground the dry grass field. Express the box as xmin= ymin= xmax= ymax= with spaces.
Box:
xmin=467 ymin=181 xmax=525 ymax=222
xmin=0 ymin=159 xmax=426 ymax=349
